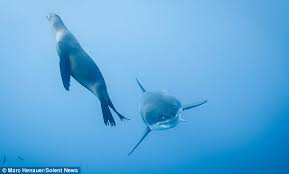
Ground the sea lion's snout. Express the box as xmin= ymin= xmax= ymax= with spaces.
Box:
xmin=46 ymin=13 xmax=53 ymax=21
xmin=46 ymin=13 xmax=57 ymax=21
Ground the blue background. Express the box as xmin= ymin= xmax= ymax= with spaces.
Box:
xmin=0 ymin=0 xmax=288 ymax=173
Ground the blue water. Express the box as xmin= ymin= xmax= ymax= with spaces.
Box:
xmin=0 ymin=0 xmax=289 ymax=173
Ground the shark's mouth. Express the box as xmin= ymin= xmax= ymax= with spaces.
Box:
xmin=150 ymin=116 xmax=179 ymax=130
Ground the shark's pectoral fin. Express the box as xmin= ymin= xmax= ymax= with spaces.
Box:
xmin=128 ymin=126 xmax=151 ymax=156
xmin=183 ymin=99 xmax=207 ymax=111
xmin=136 ymin=78 xmax=146 ymax=92
xmin=59 ymin=56 xmax=71 ymax=91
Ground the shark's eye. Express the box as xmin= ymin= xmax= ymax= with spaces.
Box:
xmin=161 ymin=116 xmax=166 ymax=120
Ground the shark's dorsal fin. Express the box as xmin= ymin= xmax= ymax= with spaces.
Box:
xmin=183 ymin=99 xmax=208 ymax=111
xmin=128 ymin=126 xmax=151 ymax=156
xmin=136 ymin=78 xmax=146 ymax=92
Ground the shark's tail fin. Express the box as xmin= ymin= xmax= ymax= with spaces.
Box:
xmin=128 ymin=126 xmax=151 ymax=156
xmin=100 ymin=101 xmax=116 ymax=126
xmin=108 ymin=99 xmax=130 ymax=121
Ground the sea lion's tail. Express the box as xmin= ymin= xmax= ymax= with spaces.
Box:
xmin=108 ymin=99 xmax=130 ymax=121
xmin=100 ymin=101 xmax=116 ymax=126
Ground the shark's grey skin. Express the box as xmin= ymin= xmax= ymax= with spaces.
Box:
xmin=128 ymin=79 xmax=207 ymax=155
xmin=140 ymin=92 xmax=182 ymax=130
xmin=47 ymin=13 xmax=128 ymax=126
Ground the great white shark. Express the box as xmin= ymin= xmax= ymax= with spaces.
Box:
xmin=128 ymin=79 xmax=207 ymax=155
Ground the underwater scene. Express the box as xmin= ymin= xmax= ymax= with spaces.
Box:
xmin=0 ymin=0 xmax=289 ymax=174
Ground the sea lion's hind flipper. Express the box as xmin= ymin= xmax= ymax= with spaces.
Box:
xmin=108 ymin=99 xmax=130 ymax=121
xmin=101 ymin=101 xmax=116 ymax=126
xmin=59 ymin=56 xmax=71 ymax=91
xmin=128 ymin=126 xmax=151 ymax=156
xmin=136 ymin=78 xmax=146 ymax=92
xmin=183 ymin=99 xmax=208 ymax=111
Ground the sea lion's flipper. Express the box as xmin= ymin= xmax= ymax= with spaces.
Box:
xmin=183 ymin=99 xmax=208 ymax=111
xmin=57 ymin=43 xmax=71 ymax=91
xmin=136 ymin=78 xmax=146 ymax=92
xmin=59 ymin=57 xmax=71 ymax=91
xmin=108 ymin=99 xmax=130 ymax=121
xmin=101 ymin=101 xmax=116 ymax=126
xmin=128 ymin=126 xmax=151 ymax=156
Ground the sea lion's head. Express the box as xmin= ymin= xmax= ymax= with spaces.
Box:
xmin=47 ymin=13 xmax=65 ymax=30
xmin=46 ymin=13 xmax=61 ymax=23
